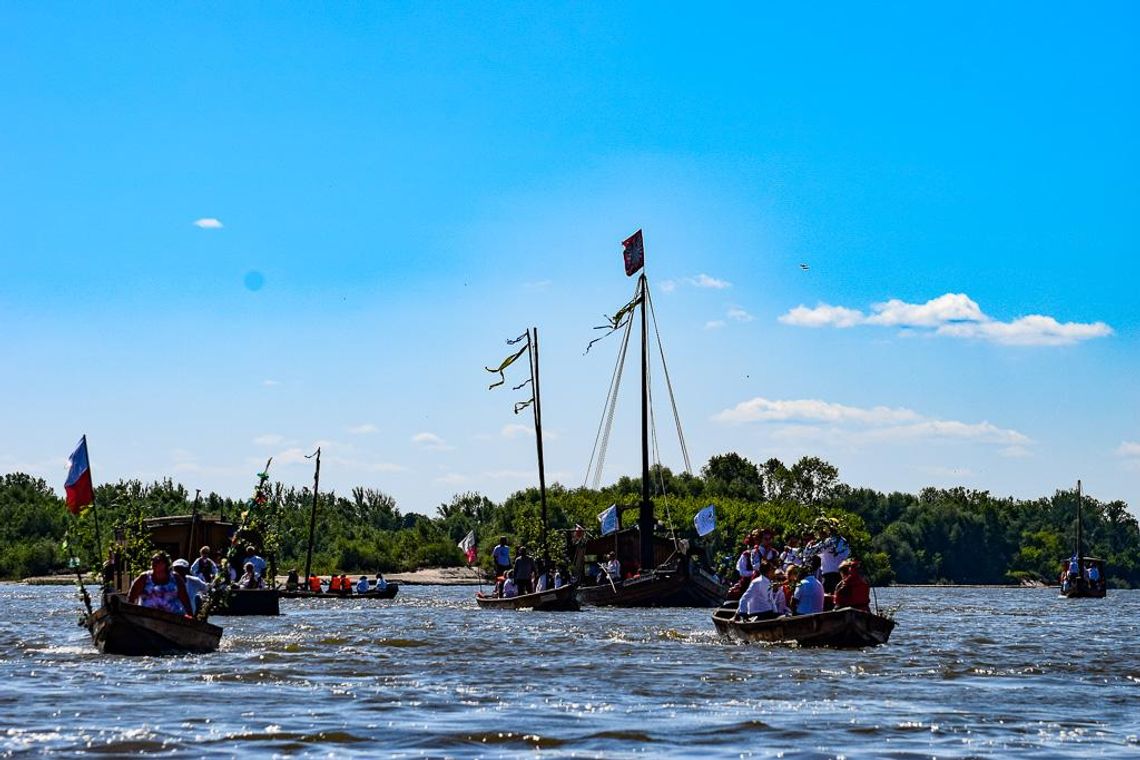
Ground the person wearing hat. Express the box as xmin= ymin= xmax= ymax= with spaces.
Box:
xmin=492 ymin=537 xmax=512 ymax=579
xmin=792 ymin=555 xmax=826 ymax=615
xmin=832 ymin=559 xmax=870 ymax=612
xmin=127 ymin=551 xmax=192 ymax=615
xmin=171 ymin=558 xmax=209 ymax=615
xmin=770 ymin=567 xmax=790 ymax=615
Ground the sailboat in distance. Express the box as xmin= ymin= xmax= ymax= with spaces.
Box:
xmin=574 ymin=230 xmax=727 ymax=608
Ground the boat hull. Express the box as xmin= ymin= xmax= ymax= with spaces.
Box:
xmin=88 ymin=595 xmax=222 ymax=656
xmin=212 ymin=588 xmax=281 ymax=616
xmin=1061 ymin=584 xmax=1106 ymax=599
xmin=577 ymin=569 xmax=725 ymax=608
xmin=476 ymin=583 xmax=580 ymax=611
xmin=712 ymin=602 xmax=895 ymax=648
xmin=280 ymin=584 xmax=399 ymax=601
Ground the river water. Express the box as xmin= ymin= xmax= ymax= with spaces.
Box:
xmin=0 ymin=584 xmax=1136 ymax=758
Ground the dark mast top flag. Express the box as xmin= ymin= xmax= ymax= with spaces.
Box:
xmin=65 ymin=436 xmax=94 ymax=515
xmin=622 ymin=229 xmax=644 ymax=276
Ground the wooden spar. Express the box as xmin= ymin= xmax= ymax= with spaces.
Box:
xmin=638 ymin=273 xmax=654 ymax=573
xmin=186 ymin=489 xmax=201 ymax=561
xmin=303 ymin=448 xmax=321 ymax=588
xmin=1075 ymin=479 xmax=1083 ymax=560
xmin=530 ymin=328 xmax=550 ymax=570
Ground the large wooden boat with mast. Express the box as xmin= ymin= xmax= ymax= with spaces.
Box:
xmin=475 ymin=327 xmax=580 ymax=611
xmin=1061 ymin=480 xmax=1106 ymax=599
xmin=574 ymin=230 xmax=726 ymax=608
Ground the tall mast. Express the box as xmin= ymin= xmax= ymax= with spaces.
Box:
xmin=530 ymin=328 xmax=550 ymax=569
xmin=1075 ymin=479 xmax=1083 ymax=560
xmin=303 ymin=448 xmax=321 ymax=587
xmin=638 ymin=273 xmax=654 ymax=572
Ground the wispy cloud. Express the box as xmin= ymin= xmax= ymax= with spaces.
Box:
xmin=689 ymin=273 xmax=731 ymax=289
xmin=347 ymin=424 xmax=378 ymax=435
xmin=192 ymin=218 xmax=223 ymax=229
xmin=262 ymin=379 xmax=281 ymax=387
xmin=660 ymin=274 xmax=732 ymax=293
xmin=715 ymin=396 xmax=1030 ymax=448
xmin=779 ymin=293 xmax=1112 ymax=346
xmin=727 ymin=307 xmax=754 ymax=323
xmin=435 ymin=472 xmax=468 ymax=485
xmin=253 ymin=434 xmax=285 ymax=446
xmin=501 ymin=424 xmax=532 ymax=439
xmin=413 ymin=432 xmax=453 ymax=451
xmin=1117 ymin=441 xmax=1140 ymax=458
xmin=704 ymin=320 xmax=726 ymax=330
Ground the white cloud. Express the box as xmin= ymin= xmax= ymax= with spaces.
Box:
xmin=779 ymin=304 xmax=866 ymax=328
xmin=276 ymin=447 xmax=311 ymax=464
xmin=715 ymin=398 xmax=922 ymax=426
xmin=727 ymin=307 xmax=754 ymax=323
xmin=435 ymin=473 xmax=468 ymax=486
xmin=659 ymin=280 xmax=677 ymax=294
xmin=262 ymin=379 xmax=281 ymax=387
xmin=1117 ymin=441 xmax=1140 ymax=458
xmin=192 ymin=218 xmax=223 ymax=229
xmin=347 ymin=424 xmax=378 ymax=435
xmin=714 ymin=396 xmax=1030 ymax=449
xmin=690 ymin=273 xmax=732 ymax=289
xmin=413 ymin=432 xmax=453 ymax=451
xmin=1000 ymin=445 xmax=1033 ymax=458
xmin=501 ymin=424 xmax=533 ymax=439
xmin=253 ymin=434 xmax=285 ymax=446
xmin=778 ymin=292 xmax=1112 ymax=346
xmin=705 ymin=320 xmax=726 ymax=330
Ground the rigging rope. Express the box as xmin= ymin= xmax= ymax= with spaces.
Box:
xmin=646 ymin=285 xmax=692 ymax=475
xmin=584 ymin=311 xmax=634 ymax=488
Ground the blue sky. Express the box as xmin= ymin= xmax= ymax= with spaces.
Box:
xmin=2 ymin=3 xmax=1137 ymax=515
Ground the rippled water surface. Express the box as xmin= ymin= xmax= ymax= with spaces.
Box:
xmin=1 ymin=584 xmax=1137 ymax=758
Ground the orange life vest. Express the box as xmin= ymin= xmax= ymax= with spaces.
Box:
xmin=329 ymin=575 xmax=341 ymax=591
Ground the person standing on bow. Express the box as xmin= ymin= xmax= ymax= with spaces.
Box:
xmin=492 ymin=537 xmax=512 ymax=580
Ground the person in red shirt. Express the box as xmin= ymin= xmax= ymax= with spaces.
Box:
xmin=831 ymin=559 xmax=871 ymax=612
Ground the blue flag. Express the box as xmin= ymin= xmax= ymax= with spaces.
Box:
xmin=694 ymin=504 xmax=716 ymax=537
xmin=598 ymin=504 xmax=618 ymax=536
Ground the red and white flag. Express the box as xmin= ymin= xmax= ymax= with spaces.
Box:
xmin=458 ymin=530 xmax=477 ymax=564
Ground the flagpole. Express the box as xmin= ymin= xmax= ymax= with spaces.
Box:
xmin=85 ymin=435 xmax=104 ymax=562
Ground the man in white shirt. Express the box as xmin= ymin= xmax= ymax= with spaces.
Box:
xmin=816 ymin=526 xmax=850 ymax=595
xmin=603 ymin=553 xmax=622 ymax=581
xmin=244 ymin=545 xmax=268 ymax=582
xmin=172 ymin=558 xmax=208 ymax=615
xmin=735 ymin=544 xmax=754 ymax=587
xmin=190 ymin=546 xmax=218 ymax=584
xmin=735 ymin=561 xmax=778 ymax=620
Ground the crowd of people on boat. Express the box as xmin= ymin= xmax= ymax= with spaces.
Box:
xmin=729 ymin=520 xmax=871 ymax=620
xmin=1060 ymin=555 xmax=1105 ymax=594
xmin=488 ymin=537 xmax=568 ymax=598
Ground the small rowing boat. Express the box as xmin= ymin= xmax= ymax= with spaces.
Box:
xmin=711 ymin=602 xmax=895 ymax=648
xmin=280 ymin=584 xmax=399 ymax=600
xmin=475 ymin=582 xmax=579 ymax=611
xmin=87 ymin=593 xmax=222 ymax=656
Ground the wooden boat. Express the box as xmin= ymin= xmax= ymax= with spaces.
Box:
xmin=476 ymin=327 xmax=578 ymax=612
xmin=475 ymin=582 xmax=580 ymax=611
xmin=575 ymin=237 xmax=727 ymax=608
xmin=212 ymin=587 xmax=281 ymax=615
xmin=1061 ymin=480 xmax=1107 ymax=599
xmin=577 ymin=564 xmax=723 ymax=608
xmin=87 ymin=593 xmax=222 ymax=656
xmin=280 ymin=583 xmax=400 ymax=600
xmin=711 ymin=601 xmax=895 ymax=648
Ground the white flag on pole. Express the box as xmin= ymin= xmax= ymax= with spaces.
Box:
xmin=694 ymin=504 xmax=717 ymax=537
xmin=598 ymin=504 xmax=619 ymax=536
xmin=458 ymin=530 xmax=477 ymax=564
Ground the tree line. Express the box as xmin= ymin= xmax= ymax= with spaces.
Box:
xmin=1 ymin=453 xmax=1137 ymax=587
